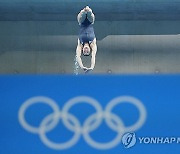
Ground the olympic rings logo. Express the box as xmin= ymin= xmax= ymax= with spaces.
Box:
xmin=18 ymin=96 xmax=147 ymax=150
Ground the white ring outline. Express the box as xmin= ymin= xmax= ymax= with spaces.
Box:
xmin=62 ymin=96 xmax=103 ymax=133
xmin=83 ymin=112 xmax=125 ymax=149
xmin=18 ymin=96 xmax=60 ymax=134
xmin=39 ymin=112 xmax=81 ymax=150
xmin=18 ymin=95 xmax=147 ymax=150
xmin=105 ymin=96 xmax=147 ymax=132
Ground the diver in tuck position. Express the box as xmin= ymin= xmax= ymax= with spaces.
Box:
xmin=75 ymin=6 xmax=97 ymax=73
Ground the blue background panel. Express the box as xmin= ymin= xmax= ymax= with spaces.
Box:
xmin=0 ymin=75 xmax=180 ymax=154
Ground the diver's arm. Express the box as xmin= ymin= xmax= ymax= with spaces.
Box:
xmin=76 ymin=39 xmax=87 ymax=69
xmin=76 ymin=42 xmax=84 ymax=69
xmin=89 ymin=38 xmax=97 ymax=70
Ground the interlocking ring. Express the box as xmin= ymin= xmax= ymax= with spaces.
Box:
xmin=18 ymin=96 xmax=60 ymax=134
xmin=18 ymin=95 xmax=147 ymax=150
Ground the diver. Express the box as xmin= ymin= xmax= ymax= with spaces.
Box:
xmin=75 ymin=6 xmax=97 ymax=73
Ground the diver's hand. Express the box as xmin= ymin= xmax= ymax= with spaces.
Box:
xmin=82 ymin=66 xmax=88 ymax=72
xmin=88 ymin=67 xmax=93 ymax=71
xmin=85 ymin=67 xmax=93 ymax=74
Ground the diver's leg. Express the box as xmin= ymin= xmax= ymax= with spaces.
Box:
xmin=86 ymin=8 xmax=95 ymax=24
xmin=77 ymin=10 xmax=87 ymax=25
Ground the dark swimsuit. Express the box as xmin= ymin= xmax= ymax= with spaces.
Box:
xmin=78 ymin=15 xmax=95 ymax=46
